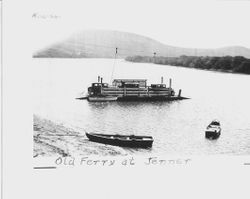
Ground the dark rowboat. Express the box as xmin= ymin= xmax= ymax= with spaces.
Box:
xmin=205 ymin=120 xmax=221 ymax=139
xmin=86 ymin=132 xmax=153 ymax=148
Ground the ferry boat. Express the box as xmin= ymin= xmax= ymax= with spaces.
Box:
xmin=76 ymin=47 xmax=189 ymax=102
xmin=86 ymin=76 xmax=186 ymax=101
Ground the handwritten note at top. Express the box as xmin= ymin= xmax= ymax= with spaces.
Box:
xmin=32 ymin=13 xmax=60 ymax=19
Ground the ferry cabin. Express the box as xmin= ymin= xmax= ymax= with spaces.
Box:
xmin=88 ymin=79 xmax=175 ymax=98
xmin=112 ymin=79 xmax=147 ymax=88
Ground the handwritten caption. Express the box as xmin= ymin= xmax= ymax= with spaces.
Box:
xmin=54 ymin=156 xmax=191 ymax=167
xmin=32 ymin=13 xmax=60 ymax=19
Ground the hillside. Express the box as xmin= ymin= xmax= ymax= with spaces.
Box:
xmin=33 ymin=30 xmax=250 ymax=58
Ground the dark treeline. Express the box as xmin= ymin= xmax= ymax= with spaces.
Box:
xmin=125 ymin=55 xmax=250 ymax=74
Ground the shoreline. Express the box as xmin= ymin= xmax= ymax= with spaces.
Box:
xmin=33 ymin=115 xmax=127 ymax=157
xmin=125 ymin=55 xmax=250 ymax=75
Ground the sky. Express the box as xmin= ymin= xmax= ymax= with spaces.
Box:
xmin=31 ymin=0 xmax=250 ymax=51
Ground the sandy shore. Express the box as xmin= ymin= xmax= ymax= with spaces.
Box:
xmin=33 ymin=115 xmax=127 ymax=157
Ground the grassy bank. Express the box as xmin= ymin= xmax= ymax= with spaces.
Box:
xmin=125 ymin=55 xmax=250 ymax=74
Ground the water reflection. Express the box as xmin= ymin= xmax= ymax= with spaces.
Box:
xmin=88 ymin=100 xmax=174 ymax=108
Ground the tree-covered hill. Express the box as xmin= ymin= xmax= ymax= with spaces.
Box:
xmin=125 ymin=55 xmax=250 ymax=74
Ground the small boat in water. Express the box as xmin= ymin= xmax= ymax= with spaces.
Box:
xmin=205 ymin=120 xmax=221 ymax=139
xmin=86 ymin=132 xmax=153 ymax=148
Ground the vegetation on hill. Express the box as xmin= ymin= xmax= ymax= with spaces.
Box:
xmin=125 ymin=55 xmax=250 ymax=74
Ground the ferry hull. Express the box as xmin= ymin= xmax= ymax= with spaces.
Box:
xmin=116 ymin=96 xmax=188 ymax=101
xmin=87 ymin=96 xmax=118 ymax=102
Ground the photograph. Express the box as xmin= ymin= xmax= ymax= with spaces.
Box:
xmin=32 ymin=0 xmax=250 ymax=159
xmin=2 ymin=1 xmax=250 ymax=199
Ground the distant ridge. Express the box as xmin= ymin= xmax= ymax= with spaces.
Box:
xmin=33 ymin=30 xmax=250 ymax=58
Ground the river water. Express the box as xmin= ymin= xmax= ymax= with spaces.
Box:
xmin=33 ymin=58 xmax=250 ymax=155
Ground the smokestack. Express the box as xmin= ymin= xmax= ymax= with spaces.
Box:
xmin=101 ymin=77 xmax=103 ymax=84
xmin=169 ymin=78 xmax=172 ymax=88
xmin=178 ymin=89 xmax=182 ymax=97
xmin=98 ymin=76 xmax=100 ymax=82
xmin=161 ymin=77 xmax=163 ymax=84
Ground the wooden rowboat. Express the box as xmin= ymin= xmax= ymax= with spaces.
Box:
xmin=86 ymin=132 xmax=153 ymax=148
xmin=205 ymin=120 xmax=221 ymax=139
